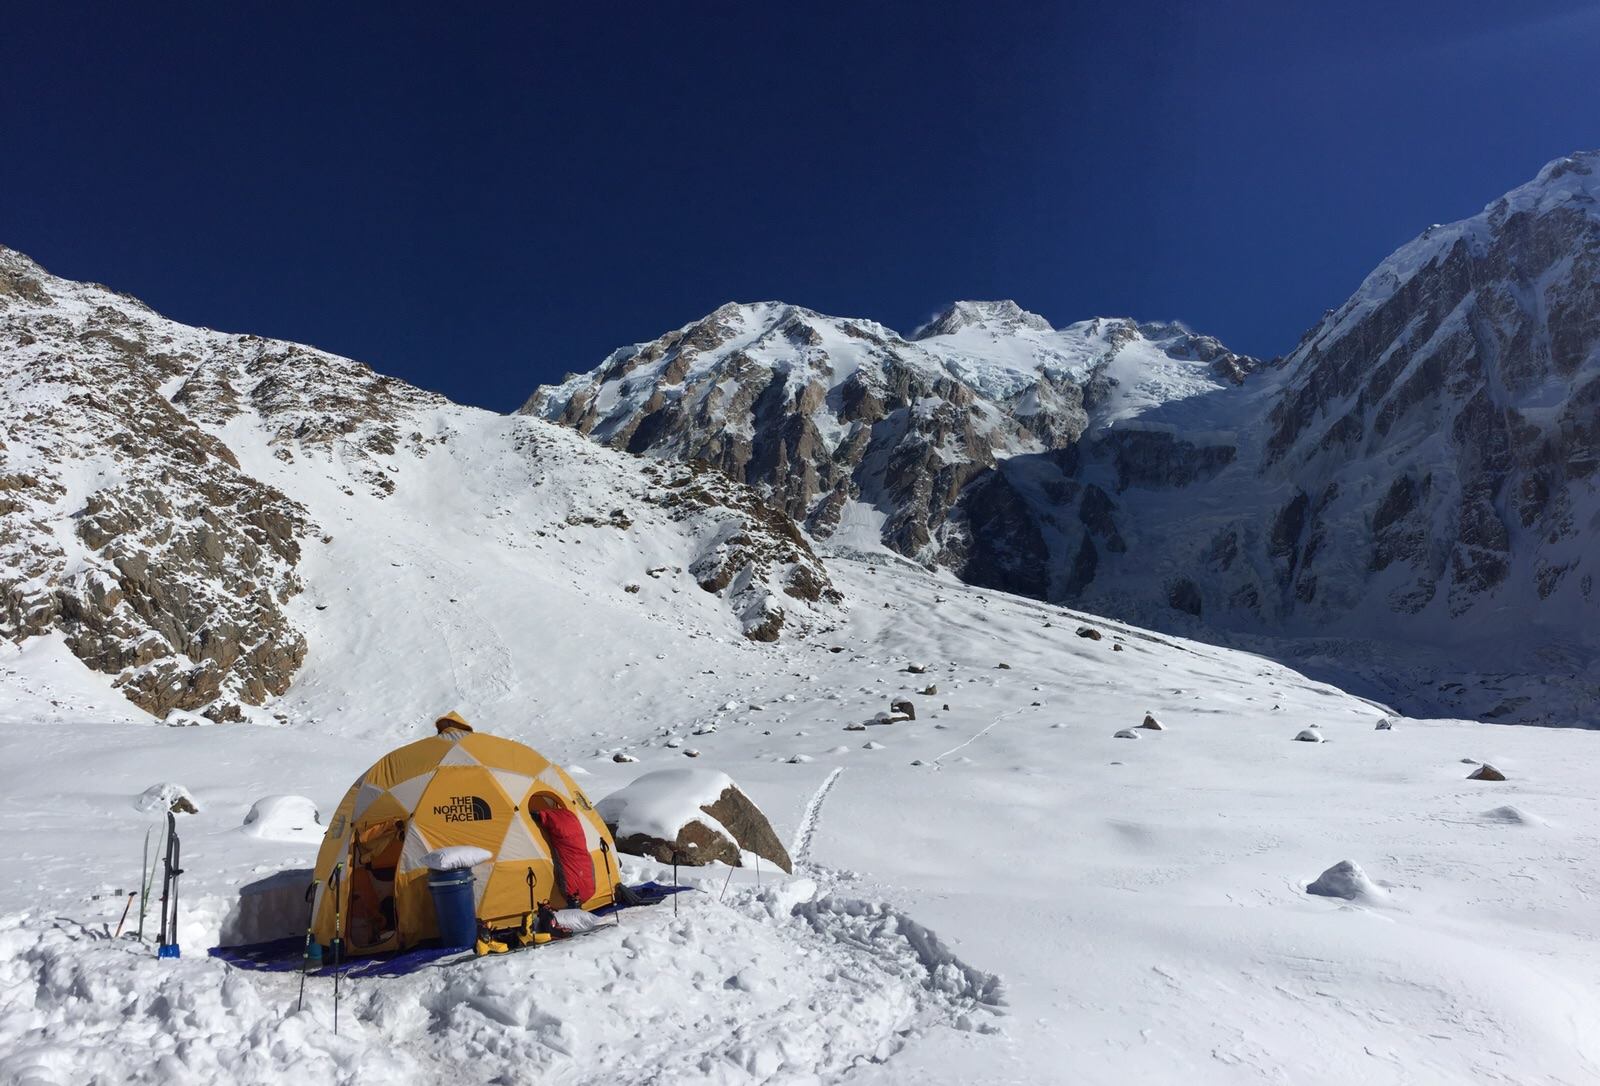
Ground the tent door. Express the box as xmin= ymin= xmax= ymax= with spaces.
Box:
xmin=347 ymin=819 xmax=405 ymax=953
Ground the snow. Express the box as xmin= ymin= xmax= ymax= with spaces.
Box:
xmin=239 ymin=795 xmax=322 ymax=843
xmin=7 ymin=544 xmax=1600 ymax=1083
xmin=1305 ymin=860 xmax=1387 ymax=902
xmin=136 ymin=782 xmax=197 ymax=814
xmin=7 ymin=236 xmax=1600 ymax=1082
xmin=596 ymin=767 xmax=737 ymax=842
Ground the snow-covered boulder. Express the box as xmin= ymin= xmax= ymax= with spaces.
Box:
xmin=599 ymin=768 xmax=792 ymax=873
xmin=1113 ymin=728 xmax=1140 ymax=739
xmin=136 ymin=782 xmax=198 ymax=815
xmin=239 ymin=794 xmax=320 ymax=842
xmin=1138 ymin=713 xmax=1165 ymax=731
xmin=1481 ymin=805 xmax=1544 ymax=826
xmin=1293 ymin=728 xmax=1325 ymax=743
xmin=1306 ymin=860 xmax=1386 ymax=902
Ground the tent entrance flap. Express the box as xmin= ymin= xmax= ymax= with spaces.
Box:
xmin=348 ymin=819 xmax=404 ymax=953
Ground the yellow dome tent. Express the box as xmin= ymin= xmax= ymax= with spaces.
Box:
xmin=307 ymin=713 xmax=622 ymax=956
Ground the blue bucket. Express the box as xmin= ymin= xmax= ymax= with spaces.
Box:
xmin=427 ymin=867 xmax=478 ymax=949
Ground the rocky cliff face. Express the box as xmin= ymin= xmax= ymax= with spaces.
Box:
xmin=0 ymin=249 xmax=314 ymax=720
xmin=526 ymin=301 xmax=1253 ymax=566
xmin=1256 ymin=152 xmax=1600 ymax=632
xmin=536 ymin=153 xmax=1600 ymax=723
xmin=0 ymin=248 xmax=842 ymax=721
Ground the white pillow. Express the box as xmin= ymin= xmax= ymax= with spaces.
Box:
xmin=420 ymin=845 xmax=492 ymax=870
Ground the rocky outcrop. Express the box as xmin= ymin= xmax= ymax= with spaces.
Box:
xmin=1255 ymin=152 xmax=1600 ymax=637
xmin=635 ymin=457 xmax=842 ymax=642
xmin=1 ymin=245 xmax=844 ymax=720
xmin=0 ymin=247 xmax=312 ymax=720
xmin=598 ymin=768 xmax=793 ymax=873
xmin=526 ymin=303 xmax=1250 ymax=573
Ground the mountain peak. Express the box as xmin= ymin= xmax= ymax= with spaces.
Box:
xmin=1492 ymin=149 xmax=1600 ymax=219
xmin=912 ymin=300 xmax=1053 ymax=339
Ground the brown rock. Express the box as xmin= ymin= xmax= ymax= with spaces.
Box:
xmin=608 ymin=782 xmax=792 ymax=873
xmin=1468 ymin=763 xmax=1507 ymax=781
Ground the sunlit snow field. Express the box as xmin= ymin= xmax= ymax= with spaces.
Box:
xmin=4 ymin=543 xmax=1599 ymax=1085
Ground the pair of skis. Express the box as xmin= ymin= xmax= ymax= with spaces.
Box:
xmin=155 ymin=812 xmax=182 ymax=958
xmin=127 ymin=814 xmax=181 ymax=955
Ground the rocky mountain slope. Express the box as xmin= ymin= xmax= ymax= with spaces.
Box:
xmin=533 ymin=152 xmax=1600 ymax=724
xmin=526 ymin=300 xmax=1254 ymax=565
xmin=0 ymin=247 xmax=841 ymax=722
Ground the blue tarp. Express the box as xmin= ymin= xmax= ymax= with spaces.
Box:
xmin=208 ymin=881 xmax=691 ymax=978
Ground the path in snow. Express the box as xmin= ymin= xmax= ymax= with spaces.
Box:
xmin=789 ymin=767 xmax=844 ymax=867
xmin=929 ymin=707 xmax=1026 ymax=768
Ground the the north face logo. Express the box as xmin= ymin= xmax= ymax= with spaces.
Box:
xmin=433 ymin=795 xmax=492 ymax=822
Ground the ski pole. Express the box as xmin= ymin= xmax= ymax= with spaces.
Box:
xmin=139 ymin=821 xmax=164 ymax=943
xmin=113 ymin=891 xmax=136 ymax=938
xmin=672 ymin=849 xmax=680 ymax=919
xmin=135 ymin=827 xmax=151 ymax=941
xmin=330 ymin=862 xmax=344 ymax=1034
xmin=598 ymin=841 xmax=620 ymax=927
xmin=718 ymin=862 xmax=735 ymax=904
xmin=297 ymin=880 xmax=319 ymax=1013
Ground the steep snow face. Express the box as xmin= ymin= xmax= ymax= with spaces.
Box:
xmin=537 ymin=154 xmax=1600 ymax=724
xmin=959 ymin=152 xmax=1600 ymax=724
xmin=911 ymin=299 xmax=1054 ymax=337
xmin=526 ymin=302 xmax=1254 ymax=566
xmin=0 ymin=250 xmax=842 ymax=722
xmin=1256 ymin=150 xmax=1600 ymax=635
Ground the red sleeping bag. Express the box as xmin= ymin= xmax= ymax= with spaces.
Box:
xmin=535 ymin=808 xmax=597 ymax=905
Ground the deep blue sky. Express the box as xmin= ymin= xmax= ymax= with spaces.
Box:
xmin=4 ymin=3 xmax=1598 ymax=411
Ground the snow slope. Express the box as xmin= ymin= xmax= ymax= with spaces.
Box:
xmin=0 ymin=244 xmax=843 ymax=726
xmin=5 ymin=548 xmax=1600 ymax=1084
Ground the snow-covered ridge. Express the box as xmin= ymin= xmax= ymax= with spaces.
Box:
xmin=536 ymin=152 xmax=1600 ymax=724
xmin=527 ymin=299 xmax=1255 ymax=567
xmin=911 ymin=299 xmax=1053 ymax=338
xmin=1303 ymin=149 xmax=1600 ymax=359
xmin=0 ymin=247 xmax=844 ymax=722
